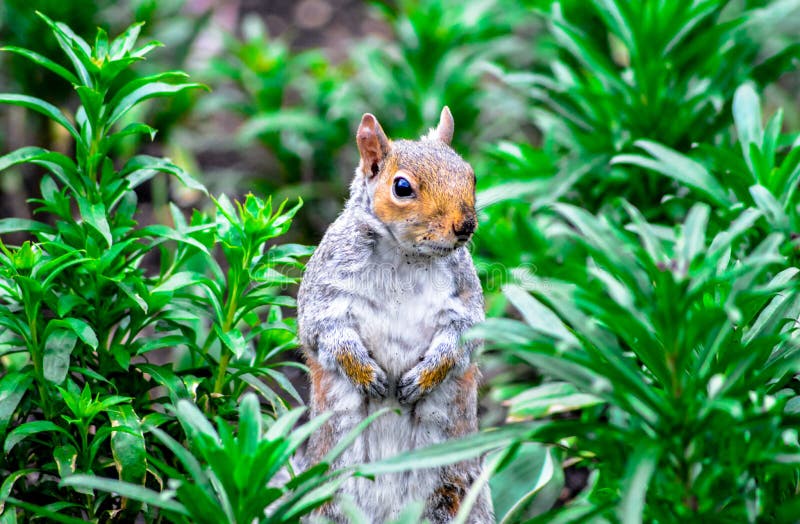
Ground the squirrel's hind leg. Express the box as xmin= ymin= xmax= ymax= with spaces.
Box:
xmin=421 ymin=365 xmax=494 ymax=523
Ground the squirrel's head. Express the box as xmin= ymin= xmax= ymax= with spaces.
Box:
xmin=355 ymin=107 xmax=476 ymax=257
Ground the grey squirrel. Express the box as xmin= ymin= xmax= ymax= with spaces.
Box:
xmin=298 ymin=107 xmax=492 ymax=523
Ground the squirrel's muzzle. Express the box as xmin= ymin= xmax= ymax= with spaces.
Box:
xmin=453 ymin=216 xmax=476 ymax=242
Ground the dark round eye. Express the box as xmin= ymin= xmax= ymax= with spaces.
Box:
xmin=392 ymin=177 xmax=414 ymax=198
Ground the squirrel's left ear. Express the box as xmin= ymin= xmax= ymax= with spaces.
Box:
xmin=435 ymin=106 xmax=454 ymax=145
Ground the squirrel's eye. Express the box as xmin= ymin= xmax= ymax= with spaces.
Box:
xmin=392 ymin=177 xmax=414 ymax=198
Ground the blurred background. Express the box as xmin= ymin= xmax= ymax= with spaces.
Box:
xmin=0 ymin=0 xmax=533 ymax=240
xmin=1 ymin=0 xmax=797 ymax=245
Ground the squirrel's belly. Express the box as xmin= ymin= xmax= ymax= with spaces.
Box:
xmin=350 ymin=305 xmax=438 ymax=380
xmin=361 ymin=325 xmax=430 ymax=380
xmin=345 ymin=397 xmax=448 ymax=520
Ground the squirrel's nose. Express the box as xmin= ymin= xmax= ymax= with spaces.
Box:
xmin=453 ymin=217 xmax=476 ymax=241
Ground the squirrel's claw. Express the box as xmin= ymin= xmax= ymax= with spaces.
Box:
xmin=397 ymin=370 xmax=424 ymax=405
xmin=336 ymin=350 xmax=389 ymax=399
xmin=363 ymin=366 xmax=389 ymax=399
xmin=398 ymin=356 xmax=455 ymax=405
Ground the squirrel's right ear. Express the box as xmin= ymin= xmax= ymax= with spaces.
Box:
xmin=357 ymin=113 xmax=390 ymax=179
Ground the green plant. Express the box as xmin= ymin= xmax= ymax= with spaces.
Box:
xmin=0 ymin=13 xmax=312 ymax=521
xmin=203 ymin=16 xmax=351 ymax=198
xmin=62 ymin=395 xmax=537 ymax=523
xmin=477 ymin=202 xmax=800 ymax=521
xmin=615 ymin=83 xmax=800 ymax=251
xmin=62 ymin=394 xmax=369 ymax=523
xmin=501 ymin=0 xmax=800 ymax=209
xmin=353 ymin=0 xmax=532 ymax=153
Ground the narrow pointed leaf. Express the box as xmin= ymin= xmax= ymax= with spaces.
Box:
xmin=0 ymin=95 xmax=80 ymax=143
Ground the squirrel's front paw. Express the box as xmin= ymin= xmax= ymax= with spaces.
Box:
xmin=397 ymin=370 xmax=424 ymax=405
xmin=398 ymin=358 xmax=454 ymax=405
xmin=336 ymin=351 xmax=389 ymax=399
xmin=363 ymin=365 xmax=389 ymax=399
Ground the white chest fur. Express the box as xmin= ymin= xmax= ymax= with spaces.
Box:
xmin=348 ymin=243 xmax=462 ymax=379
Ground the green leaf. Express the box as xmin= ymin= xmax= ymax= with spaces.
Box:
xmin=109 ymin=22 xmax=144 ymax=58
xmin=0 ymin=95 xmax=80 ymax=144
xmin=749 ymin=184 xmax=789 ymax=230
xmin=108 ymin=405 xmax=147 ymax=485
xmin=214 ymin=325 xmax=248 ymax=359
xmin=281 ymin=476 xmax=349 ymax=521
xmin=60 ymin=475 xmax=188 ymax=515
xmin=678 ymin=203 xmax=710 ymax=274
xmin=237 ymin=393 xmax=261 ymax=457
xmin=612 ymin=141 xmax=732 ymax=206
xmin=106 ymin=82 xmax=204 ymax=128
xmin=75 ymin=86 xmax=103 ymax=125
xmin=507 ymin=382 xmax=603 ymax=419
xmin=94 ymin=27 xmax=109 ymax=60
xmin=0 ymin=469 xmax=36 ymax=514
xmin=733 ymin=83 xmax=763 ymax=175
xmin=0 ymin=218 xmax=53 ymax=235
xmin=53 ymin=444 xmax=78 ymax=479
xmin=355 ymin=423 xmax=536 ymax=476
xmin=139 ymin=224 xmax=212 ymax=255
xmin=136 ymin=364 xmax=191 ymax=402
xmin=151 ymin=271 xmax=204 ymax=294
xmin=78 ymin=199 xmax=112 ymax=247
xmin=174 ymin=399 xmax=217 ymax=440
xmin=102 ymin=123 xmax=157 ymax=156
xmin=3 ymin=497 xmax=87 ymax=524
xmin=146 ymin=425 xmax=208 ymax=489
xmin=0 ymin=46 xmax=78 ymax=85
xmin=35 ymin=12 xmax=93 ymax=87
xmin=503 ymin=285 xmax=577 ymax=344
xmin=743 ymin=268 xmax=800 ymax=344
xmin=4 ymin=421 xmax=70 ymax=454
xmin=121 ymin=155 xmax=207 ymax=194
xmin=495 ymin=446 xmax=559 ymax=524
xmin=50 ymin=318 xmax=98 ymax=350
xmin=43 ymin=329 xmax=77 ymax=384
xmin=0 ymin=146 xmax=81 ymax=192
xmin=0 ymin=373 xmax=32 ymax=436
xmin=618 ymin=447 xmax=659 ymax=524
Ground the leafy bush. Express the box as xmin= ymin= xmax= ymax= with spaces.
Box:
xmin=480 ymin=200 xmax=800 ymax=521
xmin=204 ymin=15 xmax=352 ymax=196
xmin=353 ymin=0 xmax=533 ymax=152
xmin=0 ymin=14 xmax=325 ymax=521
xmin=616 ymin=83 xmax=800 ymax=249
xmin=63 ymin=394 xmax=359 ymax=523
xmin=499 ymin=0 xmax=800 ymax=209
xmin=470 ymin=1 xmax=800 ymax=520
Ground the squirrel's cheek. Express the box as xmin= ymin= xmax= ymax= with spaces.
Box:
xmin=373 ymin=187 xmax=407 ymax=224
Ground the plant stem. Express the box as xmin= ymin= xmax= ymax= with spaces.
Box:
xmin=213 ymin=351 xmax=232 ymax=394
xmin=212 ymin=279 xmax=240 ymax=395
xmin=26 ymin=298 xmax=52 ymax=419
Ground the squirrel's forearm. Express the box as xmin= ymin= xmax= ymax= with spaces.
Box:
xmin=422 ymin=322 xmax=477 ymax=375
xmin=397 ymin=322 xmax=476 ymax=405
xmin=314 ymin=323 xmax=389 ymax=398
xmin=318 ymin=325 xmax=370 ymax=380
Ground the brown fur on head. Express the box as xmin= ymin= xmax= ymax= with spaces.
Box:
xmin=356 ymin=107 xmax=477 ymax=256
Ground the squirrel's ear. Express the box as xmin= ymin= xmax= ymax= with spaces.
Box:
xmin=357 ymin=113 xmax=390 ymax=178
xmin=435 ymin=106 xmax=454 ymax=145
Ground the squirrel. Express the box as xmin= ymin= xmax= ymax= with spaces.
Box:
xmin=297 ymin=107 xmax=492 ymax=523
